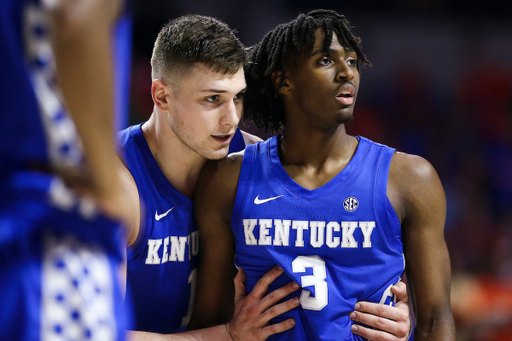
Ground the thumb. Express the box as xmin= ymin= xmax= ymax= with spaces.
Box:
xmin=391 ymin=281 xmax=408 ymax=305
xmin=234 ymin=267 xmax=247 ymax=302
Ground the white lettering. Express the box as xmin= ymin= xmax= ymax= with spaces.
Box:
xmin=145 ymin=239 xmax=162 ymax=264
xmin=359 ymin=221 xmax=375 ymax=248
xmin=169 ymin=236 xmax=187 ymax=262
xmin=310 ymin=221 xmax=325 ymax=248
xmin=243 ymin=219 xmax=258 ymax=245
xmin=161 ymin=237 xmax=169 ymax=263
xmin=259 ymin=219 xmax=272 ymax=245
xmin=292 ymin=221 xmax=309 ymax=247
xmin=273 ymin=219 xmax=291 ymax=246
xmin=326 ymin=222 xmax=340 ymax=248
xmin=341 ymin=221 xmax=358 ymax=248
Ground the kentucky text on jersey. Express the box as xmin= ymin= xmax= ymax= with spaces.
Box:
xmin=242 ymin=219 xmax=375 ymax=248
xmin=145 ymin=231 xmax=199 ymax=264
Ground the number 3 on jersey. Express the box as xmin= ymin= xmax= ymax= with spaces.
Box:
xmin=292 ymin=255 xmax=328 ymax=311
xmin=292 ymin=255 xmax=398 ymax=312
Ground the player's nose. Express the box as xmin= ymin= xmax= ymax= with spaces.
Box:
xmin=220 ymin=99 xmax=241 ymax=127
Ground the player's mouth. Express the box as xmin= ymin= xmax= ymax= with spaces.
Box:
xmin=336 ymin=86 xmax=355 ymax=106
xmin=211 ymin=133 xmax=233 ymax=144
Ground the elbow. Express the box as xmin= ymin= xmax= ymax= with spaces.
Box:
xmin=48 ymin=0 xmax=119 ymax=38
xmin=416 ymin=310 xmax=455 ymax=339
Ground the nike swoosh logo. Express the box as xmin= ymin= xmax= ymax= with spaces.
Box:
xmin=155 ymin=207 xmax=174 ymax=221
xmin=254 ymin=195 xmax=283 ymax=205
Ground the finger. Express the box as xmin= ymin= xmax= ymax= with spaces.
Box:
xmin=259 ymin=281 xmax=300 ymax=312
xmin=353 ymin=301 xmax=408 ymax=322
xmin=350 ymin=310 xmax=408 ymax=338
xmin=249 ymin=265 xmax=284 ymax=299
xmin=234 ymin=267 xmax=247 ymax=302
xmin=391 ymin=281 xmax=408 ymax=305
xmin=262 ymin=318 xmax=296 ymax=338
xmin=261 ymin=296 xmax=300 ymax=323
xmin=351 ymin=323 xmax=407 ymax=341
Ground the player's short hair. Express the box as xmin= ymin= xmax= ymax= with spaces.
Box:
xmin=244 ymin=9 xmax=371 ymax=133
xmin=151 ymin=14 xmax=247 ymax=88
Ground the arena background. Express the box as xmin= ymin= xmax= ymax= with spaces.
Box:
xmin=127 ymin=1 xmax=512 ymax=340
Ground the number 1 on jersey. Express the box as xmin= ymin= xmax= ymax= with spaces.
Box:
xmin=292 ymin=255 xmax=328 ymax=311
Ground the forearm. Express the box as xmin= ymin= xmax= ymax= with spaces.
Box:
xmin=50 ymin=0 xmax=121 ymax=200
xmin=128 ymin=325 xmax=231 ymax=341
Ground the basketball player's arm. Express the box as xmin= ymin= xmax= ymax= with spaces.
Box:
xmin=189 ymin=153 xmax=300 ymax=340
xmin=47 ymin=0 xmax=135 ymax=226
xmin=389 ymin=153 xmax=455 ymax=340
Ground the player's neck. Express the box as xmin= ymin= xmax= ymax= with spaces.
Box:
xmin=142 ymin=113 xmax=207 ymax=198
xmin=277 ymin=125 xmax=358 ymax=190
xmin=280 ymin=123 xmax=355 ymax=166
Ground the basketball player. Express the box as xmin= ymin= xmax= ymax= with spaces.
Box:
xmin=118 ymin=15 xmax=302 ymax=340
xmin=119 ymin=14 xmax=412 ymax=341
xmin=192 ymin=10 xmax=454 ymax=341
xmin=0 ymin=0 xmax=136 ymax=340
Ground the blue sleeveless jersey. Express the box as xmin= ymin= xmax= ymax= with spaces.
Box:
xmin=232 ymin=136 xmax=406 ymax=341
xmin=0 ymin=1 xmax=133 ymax=340
xmin=119 ymin=124 xmax=247 ymax=333
xmin=119 ymin=124 xmax=199 ymax=333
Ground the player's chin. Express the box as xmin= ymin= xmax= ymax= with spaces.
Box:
xmin=335 ymin=111 xmax=354 ymax=124
xmin=205 ymin=146 xmax=230 ymax=160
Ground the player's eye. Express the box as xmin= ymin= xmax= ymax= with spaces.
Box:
xmin=318 ymin=57 xmax=333 ymax=66
xmin=205 ymin=95 xmax=219 ymax=103
xmin=347 ymin=57 xmax=358 ymax=67
xmin=234 ymin=92 xmax=245 ymax=100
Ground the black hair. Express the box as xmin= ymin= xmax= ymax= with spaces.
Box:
xmin=244 ymin=9 xmax=370 ymax=133
xmin=151 ymin=14 xmax=247 ymax=84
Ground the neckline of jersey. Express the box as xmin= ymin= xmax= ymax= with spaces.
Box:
xmin=268 ymin=135 xmax=369 ymax=201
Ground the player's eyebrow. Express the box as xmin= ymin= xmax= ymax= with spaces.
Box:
xmin=201 ymin=87 xmax=247 ymax=93
xmin=311 ymin=46 xmax=355 ymax=57
xmin=201 ymin=89 xmax=227 ymax=93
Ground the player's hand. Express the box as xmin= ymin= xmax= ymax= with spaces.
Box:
xmin=350 ymin=281 xmax=411 ymax=340
xmin=226 ymin=266 xmax=300 ymax=341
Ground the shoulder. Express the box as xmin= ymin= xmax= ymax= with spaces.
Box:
xmin=195 ymin=151 xmax=246 ymax=225
xmin=388 ymin=151 xmax=445 ymax=222
xmin=390 ymin=152 xmax=440 ymax=188
xmin=198 ymin=150 xmax=245 ymax=191
xmin=240 ymin=130 xmax=263 ymax=146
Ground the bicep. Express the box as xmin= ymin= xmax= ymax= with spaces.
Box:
xmin=188 ymin=159 xmax=241 ymax=329
xmin=396 ymin=155 xmax=454 ymax=336
xmin=117 ymin=157 xmax=141 ymax=246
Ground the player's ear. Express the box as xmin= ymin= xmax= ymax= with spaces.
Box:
xmin=151 ymin=79 xmax=170 ymax=111
xmin=271 ymin=70 xmax=292 ymax=95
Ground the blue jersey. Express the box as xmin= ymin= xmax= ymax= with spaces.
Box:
xmin=119 ymin=123 xmax=198 ymax=333
xmin=232 ymin=136 xmax=406 ymax=341
xmin=0 ymin=1 xmax=132 ymax=340
xmin=119 ymin=123 xmax=247 ymax=333
xmin=229 ymin=128 xmax=245 ymax=154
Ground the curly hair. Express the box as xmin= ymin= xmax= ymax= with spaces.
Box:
xmin=243 ymin=9 xmax=371 ymax=133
